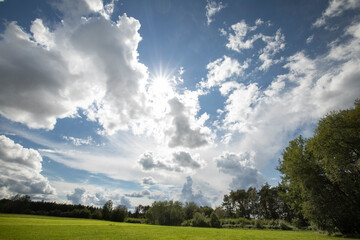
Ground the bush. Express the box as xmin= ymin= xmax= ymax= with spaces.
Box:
xmin=279 ymin=220 xmax=292 ymax=230
xmin=125 ymin=218 xmax=144 ymax=224
xmin=254 ymin=219 xmax=265 ymax=229
xmin=181 ymin=219 xmax=193 ymax=227
xmin=192 ymin=212 xmax=209 ymax=227
xmin=210 ymin=212 xmax=221 ymax=228
xmin=91 ymin=209 xmax=103 ymax=220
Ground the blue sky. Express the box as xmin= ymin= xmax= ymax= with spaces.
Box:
xmin=0 ymin=0 xmax=359 ymax=208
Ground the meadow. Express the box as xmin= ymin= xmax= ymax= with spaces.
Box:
xmin=0 ymin=214 xmax=357 ymax=240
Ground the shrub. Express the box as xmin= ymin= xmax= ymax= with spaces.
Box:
xmin=254 ymin=219 xmax=265 ymax=229
xmin=181 ymin=219 xmax=193 ymax=227
xmin=125 ymin=218 xmax=144 ymax=224
xmin=91 ymin=209 xmax=103 ymax=220
xmin=192 ymin=212 xmax=209 ymax=227
xmin=210 ymin=212 xmax=221 ymax=228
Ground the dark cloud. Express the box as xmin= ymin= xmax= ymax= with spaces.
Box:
xmin=142 ymin=176 xmax=156 ymax=185
xmin=125 ymin=190 xmax=151 ymax=198
xmin=167 ymin=98 xmax=208 ymax=149
xmin=67 ymin=188 xmax=86 ymax=204
xmin=138 ymin=152 xmax=173 ymax=171
xmin=180 ymin=176 xmax=210 ymax=206
xmin=173 ymin=151 xmax=201 ymax=169
xmin=216 ymin=152 xmax=264 ymax=190
xmin=138 ymin=151 xmax=202 ymax=172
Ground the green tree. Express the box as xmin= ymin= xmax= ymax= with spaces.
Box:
xmin=192 ymin=212 xmax=209 ymax=227
xmin=184 ymin=202 xmax=199 ymax=220
xmin=210 ymin=212 xmax=221 ymax=228
xmin=278 ymin=101 xmax=360 ymax=234
xmin=111 ymin=205 xmax=128 ymax=222
xmin=102 ymin=200 xmax=113 ymax=220
xmin=258 ymin=184 xmax=279 ymax=220
xmin=145 ymin=200 xmax=184 ymax=226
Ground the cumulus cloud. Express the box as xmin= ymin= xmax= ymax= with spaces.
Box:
xmin=180 ymin=176 xmax=210 ymax=206
xmin=205 ymin=0 xmax=226 ymax=25
xmin=0 ymin=0 xmax=147 ymax=135
xmin=138 ymin=152 xmax=174 ymax=171
xmin=167 ymin=97 xmax=210 ymax=149
xmin=66 ymin=187 xmax=131 ymax=208
xmin=224 ymin=19 xmax=285 ymax=71
xmin=138 ymin=151 xmax=203 ymax=172
xmin=313 ymin=0 xmax=360 ymax=28
xmin=201 ymin=56 xmax=248 ymax=89
xmin=67 ymin=188 xmax=86 ymax=204
xmin=216 ymin=152 xmax=264 ymax=190
xmin=216 ymin=19 xmax=360 ymax=169
xmin=142 ymin=176 xmax=156 ymax=185
xmin=173 ymin=152 xmax=201 ymax=169
xmin=226 ymin=20 xmax=261 ymax=52
xmin=0 ymin=135 xmax=55 ymax=198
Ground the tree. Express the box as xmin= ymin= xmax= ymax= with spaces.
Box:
xmin=102 ymin=200 xmax=113 ymax=220
xmin=184 ymin=202 xmax=199 ymax=220
xmin=222 ymin=194 xmax=234 ymax=218
xmin=258 ymin=184 xmax=279 ymax=220
xmin=111 ymin=205 xmax=128 ymax=222
xmin=210 ymin=212 xmax=221 ymax=228
xmin=145 ymin=201 xmax=184 ymax=226
xmin=192 ymin=212 xmax=209 ymax=227
xmin=278 ymin=101 xmax=360 ymax=234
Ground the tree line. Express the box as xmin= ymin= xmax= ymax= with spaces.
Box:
xmin=0 ymin=101 xmax=359 ymax=235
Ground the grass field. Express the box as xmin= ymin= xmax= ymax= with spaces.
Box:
xmin=0 ymin=214 xmax=356 ymax=240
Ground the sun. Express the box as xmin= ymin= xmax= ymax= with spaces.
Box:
xmin=149 ymin=68 xmax=175 ymax=98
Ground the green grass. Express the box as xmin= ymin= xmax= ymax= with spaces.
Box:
xmin=0 ymin=214 xmax=356 ymax=240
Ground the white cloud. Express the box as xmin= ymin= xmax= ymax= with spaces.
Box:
xmin=226 ymin=20 xmax=261 ymax=52
xmin=313 ymin=0 xmax=360 ymax=28
xmin=0 ymin=7 xmax=147 ymax=133
xmin=66 ymin=187 xmax=132 ymax=208
xmin=205 ymin=0 xmax=226 ymax=26
xmin=306 ymin=35 xmax=314 ymax=44
xmin=225 ymin=20 xmax=285 ymax=71
xmin=217 ymin=20 xmax=360 ymax=169
xmin=0 ymin=135 xmax=55 ymax=198
xmin=258 ymin=29 xmax=285 ymax=71
xmin=202 ymin=56 xmax=248 ymax=89
xmin=63 ymin=136 xmax=93 ymax=146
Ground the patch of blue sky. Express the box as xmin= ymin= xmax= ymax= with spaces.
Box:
xmin=42 ymin=156 xmax=142 ymax=191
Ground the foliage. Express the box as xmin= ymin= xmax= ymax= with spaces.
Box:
xmin=278 ymin=101 xmax=360 ymax=234
xmin=210 ymin=212 xmax=221 ymax=228
xmin=183 ymin=202 xmax=199 ymax=220
xmin=145 ymin=201 xmax=185 ymax=226
xmin=102 ymin=200 xmax=113 ymax=220
xmin=125 ymin=218 xmax=145 ymax=224
xmin=110 ymin=205 xmax=127 ymax=222
xmin=192 ymin=212 xmax=209 ymax=227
